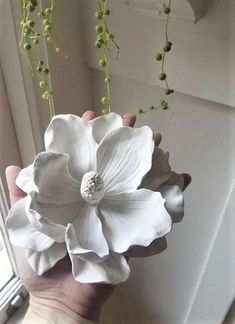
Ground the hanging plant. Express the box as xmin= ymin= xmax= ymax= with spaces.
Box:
xmin=95 ymin=0 xmax=120 ymax=115
xmin=94 ymin=0 xmax=174 ymax=115
xmin=19 ymin=0 xmax=67 ymax=119
xmin=138 ymin=0 xmax=174 ymax=114
xmin=19 ymin=0 xmax=174 ymax=118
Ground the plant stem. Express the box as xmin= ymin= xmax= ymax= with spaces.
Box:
xmin=19 ymin=0 xmax=67 ymax=120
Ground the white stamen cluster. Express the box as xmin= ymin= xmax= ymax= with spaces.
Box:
xmin=80 ymin=171 xmax=104 ymax=205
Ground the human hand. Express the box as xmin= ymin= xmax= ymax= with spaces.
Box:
xmin=5 ymin=111 xmax=191 ymax=324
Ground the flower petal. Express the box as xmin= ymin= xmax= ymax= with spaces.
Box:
xmin=90 ymin=112 xmax=123 ymax=144
xmin=65 ymin=204 xmax=109 ymax=262
xmin=26 ymin=205 xmax=66 ymax=243
xmin=25 ymin=243 xmax=67 ymax=275
xmin=16 ymin=164 xmax=36 ymax=194
xmin=26 ymin=192 xmax=80 ymax=242
xmin=125 ymin=237 xmax=168 ymax=258
xmin=33 ymin=152 xmax=81 ymax=205
xmin=97 ymin=126 xmax=154 ymax=194
xmin=141 ymin=147 xmax=171 ymax=191
xmin=159 ymin=185 xmax=184 ymax=223
xmin=69 ymin=252 xmax=130 ymax=284
xmin=6 ymin=197 xmax=55 ymax=252
xmin=45 ymin=114 xmax=97 ymax=180
xmin=99 ymin=189 xmax=172 ymax=253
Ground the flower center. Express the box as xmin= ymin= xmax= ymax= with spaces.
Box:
xmin=80 ymin=171 xmax=104 ymax=205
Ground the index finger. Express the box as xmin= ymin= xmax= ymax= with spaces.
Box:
xmin=5 ymin=166 xmax=26 ymax=205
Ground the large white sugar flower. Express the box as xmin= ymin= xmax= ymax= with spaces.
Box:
xmin=6 ymin=113 xmax=184 ymax=284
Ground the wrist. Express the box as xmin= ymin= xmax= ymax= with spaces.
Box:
xmin=22 ymin=295 xmax=101 ymax=324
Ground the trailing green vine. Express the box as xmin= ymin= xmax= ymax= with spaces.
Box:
xmin=95 ymin=0 xmax=120 ymax=115
xmin=19 ymin=0 xmax=67 ymax=119
xmin=137 ymin=0 xmax=173 ymax=115
xmin=157 ymin=0 xmax=174 ymax=95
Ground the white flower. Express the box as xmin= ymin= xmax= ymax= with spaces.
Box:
xmin=6 ymin=113 xmax=183 ymax=284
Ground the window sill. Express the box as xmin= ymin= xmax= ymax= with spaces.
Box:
xmin=6 ymin=297 xmax=29 ymax=324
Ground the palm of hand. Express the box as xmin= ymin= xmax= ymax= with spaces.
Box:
xmin=15 ymin=247 xmax=115 ymax=319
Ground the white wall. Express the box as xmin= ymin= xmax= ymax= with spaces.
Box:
xmin=91 ymin=70 xmax=235 ymax=323
xmin=57 ymin=0 xmax=235 ymax=322
xmin=46 ymin=0 xmax=92 ymax=120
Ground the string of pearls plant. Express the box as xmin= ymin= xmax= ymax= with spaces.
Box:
xmin=138 ymin=0 xmax=173 ymax=115
xmin=94 ymin=0 xmax=174 ymax=115
xmin=19 ymin=0 xmax=174 ymax=118
xmin=19 ymin=0 xmax=67 ymax=119
xmin=95 ymin=0 xmax=120 ymax=115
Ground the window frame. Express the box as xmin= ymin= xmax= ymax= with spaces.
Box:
xmin=0 ymin=178 xmax=28 ymax=324
xmin=0 ymin=0 xmax=52 ymax=321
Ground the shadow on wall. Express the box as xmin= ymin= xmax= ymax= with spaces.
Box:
xmin=103 ymin=259 xmax=164 ymax=324
xmin=223 ymin=298 xmax=235 ymax=323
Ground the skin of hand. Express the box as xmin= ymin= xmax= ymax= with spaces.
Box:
xmin=5 ymin=111 xmax=191 ymax=324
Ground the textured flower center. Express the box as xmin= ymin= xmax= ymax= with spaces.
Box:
xmin=80 ymin=171 xmax=104 ymax=205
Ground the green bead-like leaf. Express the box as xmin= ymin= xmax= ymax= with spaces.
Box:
xmin=155 ymin=53 xmax=163 ymax=61
xmin=95 ymin=25 xmax=103 ymax=34
xmin=23 ymin=43 xmax=31 ymax=51
xmin=99 ymin=58 xmax=107 ymax=67
xmin=159 ymin=72 xmax=166 ymax=81
xmin=163 ymin=42 xmax=171 ymax=52
xmin=101 ymin=96 xmax=109 ymax=104
xmin=163 ymin=7 xmax=171 ymax=14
